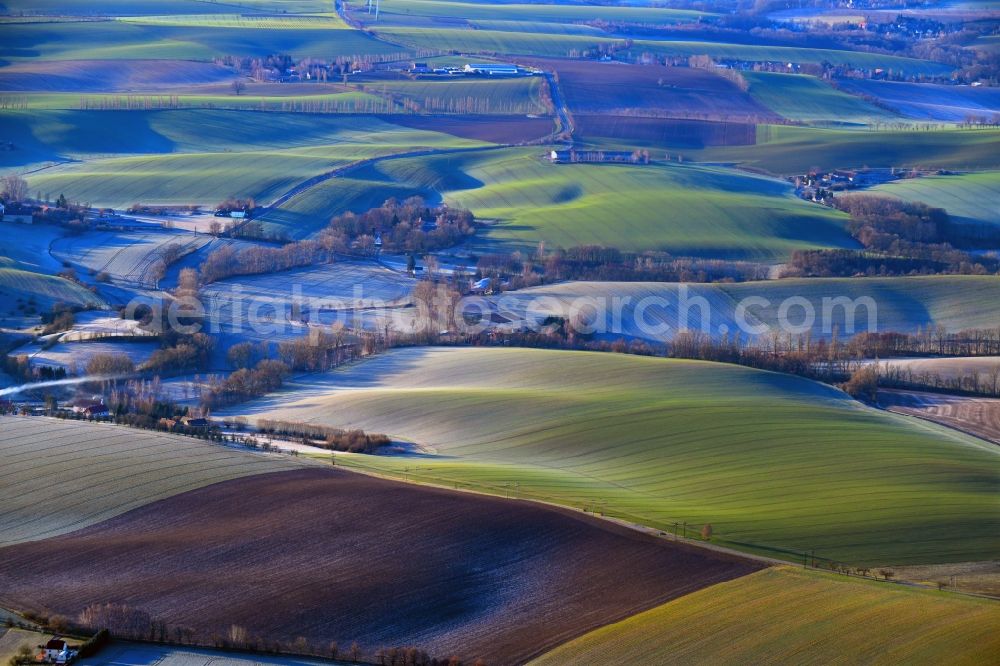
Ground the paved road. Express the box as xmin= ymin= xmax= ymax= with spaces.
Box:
xmin=543 ymin=70 xmax=573 ymax=139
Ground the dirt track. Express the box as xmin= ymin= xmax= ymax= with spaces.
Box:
xmin=0 ymin=468 xmax=760 ymax=665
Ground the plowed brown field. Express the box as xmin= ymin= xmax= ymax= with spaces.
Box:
xmin=880 ymin=389 xmax=1000 ymax=445
xmin=0 ymin=468 xmax=760 ymax=665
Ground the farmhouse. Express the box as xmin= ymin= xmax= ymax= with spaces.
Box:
xmin=464 ymin=63 xmax=519 ymax=76
xmin=41 ymin=637 xmax=77 ymax=664
xmin=1 ymin=202 xmax=35 ymax=224
xmin=71 ymin=399 xmax=109 ymax=418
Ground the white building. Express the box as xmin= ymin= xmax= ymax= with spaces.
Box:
xmin=464 ymin=63 xmax=519 ymax=76
xmin=43 ymin=638 xmax=77 ymax=664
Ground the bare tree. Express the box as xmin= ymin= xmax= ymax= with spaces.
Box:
xmin=231 ymin=79 xmax=247 ymax=96
xmin=227 ymin=624 xmax=248 ymax=647
xmin=148 ymin=259 xmax=166 ymax=289
xmin=1 ymin=174 xmax=28 ymax=202
xmin=177 ymin=267 xmax=200 ymax=294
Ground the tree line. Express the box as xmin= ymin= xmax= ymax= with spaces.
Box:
xmin=199 ymin=241 xmax=329 ymax=284
xmin=784 ymin=195 xmax=1000 ymax=278
xmin=256 ymin=419 xmax=391 ymax=453
xmin=73 ymin=601 xmax=478 ymax=666
xmin=478 ymin=245 xmax=770 ymax=288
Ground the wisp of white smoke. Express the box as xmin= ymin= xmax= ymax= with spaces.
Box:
xmin=0 ymin=375 xmax=123 ymax=398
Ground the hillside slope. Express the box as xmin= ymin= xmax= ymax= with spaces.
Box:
xmin=0 ymin=467 xmax=759 ymax=665
xmin=0 ymin=416 xmax=296 ymax=546
xmin=531 ymin=566 xmax=1000 ymax=665
xmin=220 ymin=347 xmax=1000 ymax=566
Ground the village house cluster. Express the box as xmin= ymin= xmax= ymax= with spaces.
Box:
xmin=792 ymin=167 xmax=906 ymax=203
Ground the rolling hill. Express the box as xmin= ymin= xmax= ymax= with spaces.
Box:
xmin=265 ymin=146 xmax=855 ymax=258
xmin=743 ymin=72 xmax=899 ymax=125
xmin=0 ymin=267 xmax=106 ymax=318
xmin=0 ymin=467 xmax=759 ymax=665
xmin=856 ymin=171 xmax=1000 ymax=229
xmin=531 ymin=566 xmax=1000 ymax=665
xmin=492 ymin=275 xmax=1000 ymax=341
xmin=835 ymin=78 xmax=1000 ymax=122
xmin=0 ymin=416 xmax=295 ymax=546
xmin=8 ymin=111 xmax=486 ymax=207
xmin=2 ymin=16 xmax=403 ymax=63
xmin=697 ymin=125 xmax=1000 ymax=174
xmin=218 ymin=347 xmax=1000 ymax=566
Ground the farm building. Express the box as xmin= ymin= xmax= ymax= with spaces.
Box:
xmin=1 ymin=202 xmax=34 ymax=224
xmin=42 ymin=637 xmax=77 ymax=664
xmin=71 ymin=399 xmax=109 ymax=418
xmin=180 ymin=416 xmax=210 ymax=429
xmin=549 ymin=149 xmax=649 ymax=164
xmin=464 ymin=63 xmax=519 ymax=76
xmin=90 ymin=215 xmax=159 ymax=231
xmin=847 ymin=169 xmax=899 ymax=187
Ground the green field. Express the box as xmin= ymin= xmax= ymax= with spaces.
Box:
xmin=25 ymin=149 xmax=379 ymax=207
xmin=0 ymin=267 xmax=106 ymax=315
xmin=357 ymin=77 xmax=551 ymax=115
xmin=0 ymin=416 xmax=296 ymax=546
xmin=5 ymin=110 xmax=485 ymax=206
xmin=744 ymin=72 xmax=898 ymax=125
xmin=7 ymin=90 xmax=389 ymax=113
xmin=265 ymin=147 xmax=854 ymax=258
xmin=362 ymin=0 xmax=709 ymax=26
xmin=222 ymin=347 xmax=1000 ymax=566
xmin=499 ymin=275 xmax=1000 ymax=341
xmin=721 ymin=276 xmax=1000 ymax=333
xmin=858 ymin=171 xmax=1000 ymax=228
xmin=2 ymin=18 xmax=405 ymax=62
xmin=532 ymin=566 xmax=1000 ymax=665
xmin=696 ymin=125 xmax=1000 ymax=174
xmin=2 ymin=0 xmax=337 ymax=14
xmin=116 ymin=13 xmax=349 ymax=29
xmin=2 ymin=110 xmax=474 ymax=166
xmin=376 ymin=27 xmax=949 ymax=77
xmin=444 ymin=152 xmax=852 ymax=259
xmin=255 ymin=173 xmax=426 ymax=238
